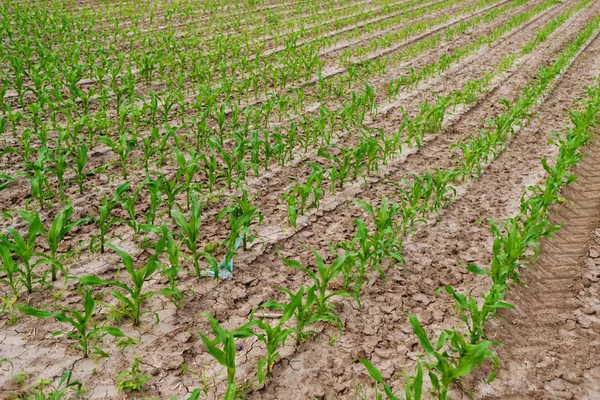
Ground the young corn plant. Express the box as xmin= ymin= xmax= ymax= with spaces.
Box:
xmin=25 ymin=152 xmax=53 ymax=210
xmin=318 ymin=147 xmax=354 ymax=193
xmin=260 ymin=286 xmax=326 ymax=344
xmin=199 ymin=313 xmax=257 ymax=400
xmin=159 ymin=172 xmax=185 ymax=219
xmin=116 ymin=356 xmax=150 ymax=393
xmin=37 ymin=204 xmax=89 ymax=281
xmin=282 ymin=163 xmax=325 ymax=227
xmin=80 ymin=245 xmax=165 ymax=326
xmin=281 ymin=248 xmax=350 ymax=331
xmin=395 ymin=173 xmax=435 ymax=219
xmin=48 ymin=148 xmax=69 ymax=201
xmin=465 ymin=217 xmax=559 ymax=286
xmin=438 ymin=284 xmax=514 ymax=344
xmin=98 ymin=133 xmax=136 ymax=179
xmin=34 ymin=370 xmax=84 ymax=399
xmin=0 ymin=244 xmax=21 ymax=296
xmin=172 ymin=194 xmax=203 ymax=277
xmin=354 ymin=199 xmax=405 ymax=275
xmin=69 ymin=142 xmax=109 ymax=195
xmin=174 ymin=147 xmax=202 ymax=210
xmin=250 ymin=290 xmax=302 ymax=384
xmin=17 ymin=288 xmax=125 ymax=358
xmin=0 ymin=211 xmax=44 ymax=294
xmin=424 ymin=168 xmax=459 ymax=213
xmin=359 ymin=358 xmax=406 ymax=400
xmin=119 ymin=182 xmax=143 ymax=234
xmin=407 ymin=314 xmax=499 ymax=399
xmin=150 ymin=222 xmax=184 ymax=306
xmin=144 ymin=175 xmax=163 ymax=225
xmin=336 ymin=199 xmax=405 ymax=303
xmin=216 ymin=189 xmax=263 ymax=266
xmin=139 ymin=127 xmax=160 ymax=172
xmin=90 ymin=183 xmax=130 ymax=254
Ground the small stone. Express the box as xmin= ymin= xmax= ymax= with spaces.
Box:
xmin=240 ymin=275 xmax=257 ymax=285
xmin=150 ymin=368 xmax=160 ymax=376
xmin=380 ymin=305 xmax=396 ymax=314
xmin=565 ymin=319 xmax=577 ymax=331
xmin=175 ymin=331 xmax=192 ymax=343
xmin=577 ymin=316 xmax=592 ymax=329
xmin=412 ymin=293 xmax=430 ymax=306
xmin=160 ymin=355 xmax=184 ymax=371
xmin=333 ymin=382 xmax=346 ymax=393
xmin=364 ymin=323 xmax=378 ymax=336
xmin=548 ymin=379 xmax=566 ymax=391
xmin=374 ymin=348 xmax=390 ymax=359
xmin=351 ymin=348 xmax=367 ymax=359
xmin=331 ymin=360 xmax=344 ymax=377
xmin=581 ymin=307 xmax=596 ymax=315
xmin=590 ymin=247 xmax=600 ymax=258
xmin=554 ymin=392 xmax=574 ymax=399
xmin=561 ymin=371 xmax=582 ymax=384
xmin=402 ymin=324 xmax=414 ymax=334
xmin=432 ymin=310 xmax=444 ymax=322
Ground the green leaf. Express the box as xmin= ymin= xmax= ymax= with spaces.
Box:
xmin=106 ymin=244 xmax=135 ymax=275
xmin=199 ymin=333 xmax=227 ymax=366
xmin=281 ymin=286 xmax=303 ymax=325
xmin=408 ymin=314 xmax=434 ymax=354
xmin=18 ymin=306 xmax=56 ymax=319
xmin=80 ymin=275 xmax=111 ymax=287
xmin=83 ymin=289 xmax=94 ymax=318
xmin=92 ymin=346 xmax=110 ymax=358
xmin=359 ymin=358 xmax=384 ymax=384
xmin=224 ymin=382 xmax=237 ymax=400
xmin=354 ymin=199 xmax=374 ymax=215
xmin=102 ymin=326 xmax=126 ymax=337
xmin=465 ymin=263 xmax=490 ymax=276
xmin=413 ymin=361 xmax=423 ymax=400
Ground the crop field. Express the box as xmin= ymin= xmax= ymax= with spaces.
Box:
xmin=1 ymin=0 xmax=600 ymax=398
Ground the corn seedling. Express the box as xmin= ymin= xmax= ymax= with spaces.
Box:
xmin=37 ymin=204 xmax=90 ymax=281
xmin=116 ymin=356 xmax=150 ymax=393
xmin=69 ymin=143 xmax=109 ymax=195
xmin=281 ymin=247 xmax=350 ymax=331
xmin=153 ymin=222 xmax=184 ymax=305
xmin=90 ymin=183 xmax=130 ymax=254
xmin=98 ymin=133 xmax=136 ymax=179
xmin=437 ymin=284 xmax=513 ymax=344
xmin=250 ymin=288 xmax=302 ymax=383
xmin=119 ymin=182 xmax=143 ymax=234
xmin=407 ymin=314 xmax=499 ymax=399
xmin=199 ymin=313 xmax=257 ymax=400
xmin=216 ymin=189 xmax=263 ymax=265
xmin=18 ymin=288 xmax=125 ymax=358
xmin=80 ymin=244 xmax=167 ymax=326
xmin=0 ymin=210 xmax=44 ymax=293
xmin=172 ymin=194 xmax=203 ymax=277
xmin=262 ymin=286 xmax=328 ymax=344
xmin=359 ymin=359 xmax=404 ymax=400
